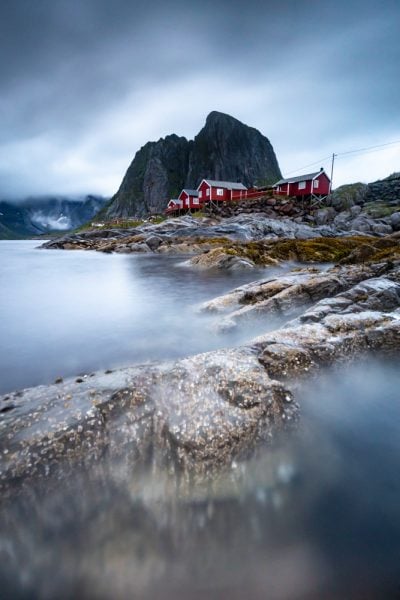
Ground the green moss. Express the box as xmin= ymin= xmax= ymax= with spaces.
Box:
xmin=204 ymin=236 xmax=400 ymax=266
xmin=363 ymin=202 xmax=399 ymax=218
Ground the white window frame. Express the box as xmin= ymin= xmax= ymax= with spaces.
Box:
xmin=206 ymin=188 xmax=210 ymax=196
xmin=313 ymin=179 xmax=319 ymax=189
xmin=193 ymin=198 xmax=199 ymax=205
xmin=216 ymin=188 xmax=224 ymax=196
xmin=199 ymin=190 xmax=202 ymax=199
xmin=298 ymin=181 xmax=306 ymax=190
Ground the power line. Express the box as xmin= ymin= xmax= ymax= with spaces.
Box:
xmin=336 ymin=138 xmax=400 ymax=157
xmin=282 ymin=138 xmax=400 ymax=180
xmin=284 ymin=155 xmax=332 ymax=176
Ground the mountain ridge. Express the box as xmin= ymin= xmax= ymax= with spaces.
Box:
xmin=0 ymin=195 xmax=107 ymax=239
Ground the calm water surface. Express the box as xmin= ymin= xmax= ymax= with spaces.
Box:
xmin=1 ymin=241 xmax=399 ymax=599
xmin=0 ymin=240 xmax=275 ymax=394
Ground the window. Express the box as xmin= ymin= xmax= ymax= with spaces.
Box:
xmin=193 ymin=198 xmax=199 ymax=205
xmin=298 ymin=181 xmax=306 ymax=190
xmin=206 ymin=188 xmax=210 ymax=196
xmin=199 ymin=191 xmax=202 ymax=199
xmin=314 ymin=179 xmax=319 ymax=189
xmin=216 ymin=188 xmax=224 ymax=196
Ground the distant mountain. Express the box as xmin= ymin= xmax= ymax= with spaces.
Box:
xmin=0 ymin=195 xmax=107 ymax=239
xmin=105 ymin=111 xmax=281 ymax=218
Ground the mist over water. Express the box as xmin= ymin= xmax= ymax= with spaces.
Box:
xmin=1 ymin=242 xmax=400 ymax=599
xmin=1 ymin=360 xmax=399 ymax=599
xmin=0 ymin=240 xmax=281 ymax=394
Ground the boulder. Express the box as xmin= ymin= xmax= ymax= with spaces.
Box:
xmin=188 ymin=248 xmax=256 ymax=270
xmin=145 ymin=235 xmax=163 ymax=250
xmin=372 ymin=223 xmax=393 ymax=235
xmin=314 ymin=207 xmax=336 ymax=226
xmin=349 ymin=216 xmax=373 ymax=233
xmin=390 ymin=212 xmax=400 ymax=231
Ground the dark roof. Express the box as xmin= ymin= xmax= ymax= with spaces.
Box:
xmin=181 ymin=189 xmax=199 ymax=196
xmin=200 ymin=179 xmax=247 ymax=190
xmin=274 ymin=170 xmax=328 ymax=186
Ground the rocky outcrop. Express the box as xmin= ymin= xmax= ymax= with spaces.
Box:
xmin=0 ymin=349 xmax=298 ymax=489
xmin=41 ymin=218 xmax=400 ymax=272
xmin=41 ymin=214 xmax=338 ymax=252
xmin=254 ymin=275 xmax=400 ymax=379
xmin=200 ymin=262 xmax=393 ymax=331
xmin=363 ymin=172 xmax=400 ymax=205
xmin=104 ymin=112 xmax=281 ymax=218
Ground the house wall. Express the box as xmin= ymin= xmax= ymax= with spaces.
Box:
xmin=210 ymin=186 xmax=231 ymax=201
xmin=198 ymin=181 xmax=210 ymax=203
xmin=312 ymin=173 xmax=331 ymax=195
xmin=274 ymin=173 xmax=331 ymax=197
xmin=198 ymin=181 xmax=247 ymax=203
xmin=188 ymin=194 xmax=200 ymax=209
xmin=274 ymin=183 xmax=291 ymax=196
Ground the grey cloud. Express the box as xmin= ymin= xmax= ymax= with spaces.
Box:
xmin=0 ymin=0 xmax=399 ymax=197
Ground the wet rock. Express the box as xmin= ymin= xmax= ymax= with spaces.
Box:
xmin=0 ymin=351 xmax=298 ymax=488
xmin=256 ymin=310 xmax=400 ymax=380
xmin=205 ymin=263 xmax=391 ymax=332
xmin=1 ymin=261 xmax=400 ymax=491
xmin=189 ymin=249 xmax=256 ymax=270
xmin=253 ymin=271 xmax=400 ymax=381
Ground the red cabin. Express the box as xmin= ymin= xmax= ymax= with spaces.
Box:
xmin=273 ymin=169 xmax=331 ymax=198
xmin=165 ymin=199 xmax=183 ymax=214
xmin=178 ymin=189 xmax=200 ymax=210
xmin=197 ymin=179 xmax=247 ymax=203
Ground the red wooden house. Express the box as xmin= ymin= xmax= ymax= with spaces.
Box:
xmin=165 ymin=199 xmax=183 ymax=214
xmin=273 ymin=169 xmax=331 ymax=198
xmin=178 ymin=189 xmax=200 ymax=210
xmin=197 ymin=179 xmax=247 ymax=203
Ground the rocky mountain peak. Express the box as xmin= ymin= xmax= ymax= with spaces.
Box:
xmin=105 ymin=112 xmax=281 ymax=218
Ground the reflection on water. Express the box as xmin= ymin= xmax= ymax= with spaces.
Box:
xmin=0 ymin=240 xmax=284 ymax=394
xmin=1 ymin=360 xmax=399 ymax=599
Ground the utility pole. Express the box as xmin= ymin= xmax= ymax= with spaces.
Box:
xmin=329 ymin=153 xmax=336 ymax=193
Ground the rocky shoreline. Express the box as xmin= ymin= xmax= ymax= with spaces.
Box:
xmin=1 ymin=256 xmax=399 ymax=491
xmin=2 ymin=187 xmax=400 ymax=491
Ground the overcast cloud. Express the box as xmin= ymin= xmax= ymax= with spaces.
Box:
xmin=0 ymin=0 xmax=399 ymax=199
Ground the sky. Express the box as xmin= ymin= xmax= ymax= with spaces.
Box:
xmin=0 ymin=0 xmax=399 ymax=199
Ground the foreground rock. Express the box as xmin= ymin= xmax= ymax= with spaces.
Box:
xmin=254 ymin=276 xmax=400 ymax=380
xmin=1 ymin=262 xmax=400 ymax=491
xmin=200 ymin=262 xmax=393 ymax=331
xmin=0 ymin=350 xmax=297 ymax=490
